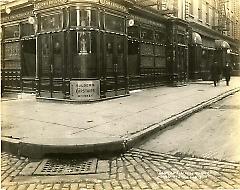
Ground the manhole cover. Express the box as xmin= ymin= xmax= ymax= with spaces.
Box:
xmin=34 ymin=158 xmax=97 ymax=175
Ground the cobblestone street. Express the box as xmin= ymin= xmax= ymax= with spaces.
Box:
xmin=2 ymin=148 xmax=240 ymax=190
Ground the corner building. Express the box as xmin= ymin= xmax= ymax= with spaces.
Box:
xmin=1 ymin=0 xmax=239 ymax=101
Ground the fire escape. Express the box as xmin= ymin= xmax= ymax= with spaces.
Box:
xmin=216 ymin=0 xmax=230 ymax=34
xmin=133 ymin=0 xmax=177 ymax=16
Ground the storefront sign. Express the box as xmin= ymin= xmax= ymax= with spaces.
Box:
xmin=2 ymin=11 xmax=33 ymax=23
xmin=35 ymin=0 xmax=68 ymax=10
xmin=70 ymin=80 xmax=100 ymax=101
xmin=99 ymin=0 xmax=127 ymax=12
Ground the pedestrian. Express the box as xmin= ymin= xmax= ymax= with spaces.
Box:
xmin=223 ymin=63 xmax=232 ymax=86
xmin=210 ymin=61 xmax=220 ymax=87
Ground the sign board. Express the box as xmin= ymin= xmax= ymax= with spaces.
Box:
xmin=70 ymin=80 xmax=100 ymax=101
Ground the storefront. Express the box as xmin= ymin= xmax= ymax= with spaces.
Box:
xmin=166 ymin=18 xmax=189 ymax=86
xmin=1 ymin=4 xmax=36 ymax=93
xmin=34 ymin=0 xmax=128 ymax=100
xmin=127 ymin=7 xmax=168 ymax=90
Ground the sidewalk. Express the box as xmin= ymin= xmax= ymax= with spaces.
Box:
xmin=1 ymin=77 xmax=240 ymax=158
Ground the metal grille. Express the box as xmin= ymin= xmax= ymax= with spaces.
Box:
xmin=34 ymin=158 xmax=97 ymax=175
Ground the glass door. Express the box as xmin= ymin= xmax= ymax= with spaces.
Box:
xmin=40 ymin=33 xmax=64 ymax=98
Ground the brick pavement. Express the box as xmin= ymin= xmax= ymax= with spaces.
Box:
xmin=1 ymin=148 xmax=240 ymax=190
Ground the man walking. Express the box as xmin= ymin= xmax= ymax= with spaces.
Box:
xmin=223 ymin=63 xmax=232 ymax=86
xmin=210 ymin=61 xmax=220 ymax=87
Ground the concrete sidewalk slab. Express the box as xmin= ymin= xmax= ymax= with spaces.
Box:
xmin=1 ymin=77 xmax=240 ymax=158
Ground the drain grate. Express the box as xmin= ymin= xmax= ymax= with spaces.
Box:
xmin=34 ymin=158 xmax=97 ymax=175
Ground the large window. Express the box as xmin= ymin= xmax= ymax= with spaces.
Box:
xmin=155 ymin=45 xmax=166 ymax=68
xmin=41 ymin=13 xmax=63 ymax=32
xmin=4 ymin=42 xmax=20 ymax=60
xmin=140 ymin=43 xmax=154 ymax=68
xmin=70 ymin=9 xmax=97 ymax=27
xmin=4 ymin=25 xmax=19 ymax=39
xmin=105 ymin=14 xmax=124 ymax=32
xmin=72 ymin=31 xmax=97 ymax=78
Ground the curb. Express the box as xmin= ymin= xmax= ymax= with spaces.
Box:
xmin=2 ymin=87 xmax=240 ymax=158
xmin=124 ymin=87 xmax=240 ymax=149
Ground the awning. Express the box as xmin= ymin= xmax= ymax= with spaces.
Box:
xmin=192 ymin=32 xmax=202 ymax=45
xmin=215 ymin=40 xmax=230 ymax=49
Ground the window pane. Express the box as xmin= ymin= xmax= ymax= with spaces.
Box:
xmin=4 ymin=25 xmax=19 ymax=39
xmin=155 ymin=57 xmax=166 ymax=68
xmin=105 ymin=14 xmax=124 ymax=32
xmin=41 ymin=13 xmax=63 ymax=32
xmin=72 ymin=32 xmax=97 ymax=78
xmin=155 ymin=32 xmax=165 ymax=44
xmin=155 ymin=45 xmax=165 ymax=56
xmin=22 ymin=23 xmax=34 ymax=37
xmin=140 ymin=44 xmax=153 ymax=55
xmin=141 ymin=28 xmax=153 ymax=41
xmin=70 ymin=9 xmax=97 ymax=27
xmin=4 ymin=42 xmax=21 ymax=60
xmin=128 ymin=26 xmax=139 ymax=38
xmin=141 ymin=56 xmax=154 ymax=68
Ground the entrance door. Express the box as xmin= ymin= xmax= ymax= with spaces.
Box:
xmin=177 ymin=46 xmax=188 ymax=82
xmin=105 ymin=34 xmax=126 ymax=97
xmin=40 ymin=33 xmax=64 ymax=98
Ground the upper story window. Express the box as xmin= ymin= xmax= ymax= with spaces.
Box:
xmin=70 ymin=9 xmax=97 ymax=27
xmin=41 ymin=13 xmax=63 ymax=32
xmin=105 ymin=14 xmax=124 ymax=33
xmin=4 ymin=25 xmax=19 ymax=39
xmin=189 ymin=0 xmax=194 ymax=15
xmin=198 ymin=0 xmax=202 ymax=20
xmin=206 ymin=2 xmax=209 ymax=24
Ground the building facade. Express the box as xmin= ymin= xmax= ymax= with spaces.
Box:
xmin=1 ymin=0 xmax=240 ymax=101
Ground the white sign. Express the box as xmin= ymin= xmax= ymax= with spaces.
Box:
xmin=70 ymin=80 xmax=100 ymax=101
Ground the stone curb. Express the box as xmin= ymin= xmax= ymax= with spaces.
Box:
xmin=124 ymin=87 xmax=240 ymax=149
xmin=2 ymin=87 xmax=240 ymax=158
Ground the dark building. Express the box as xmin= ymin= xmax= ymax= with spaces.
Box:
xmin=1 ymin=0 xmax=239 ymax=101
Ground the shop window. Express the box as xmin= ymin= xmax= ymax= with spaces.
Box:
xmin=105 ymin=14 xmax=124 ymax=32
xmin=106 ymin=34 xmax=114 ymax=76
xmin=116 ymin=35 xmax=124 ymax=75
xmin=70 ymin=9 xmax=97 ymax=27
xmin=4 ymin=25 xmax=19 ymax=39
xmin=128 ymin=26 xmax=139 ymax=38
xmin=22 ymin=40 xmax=36 ymax=77
xmin=41 ymin=13 xmax=63 ymax=32
xmin=72 ymin=31 xmax=97 ymax=78
xmin=21 ymin=22 xmax=34 ymax=37
xmin=140 ymin=43 xmax=154 ymax=55
xmin=4 ymin=42 xmax=20 ymax=60
xmin=141 ymin=56 xmax=154 ymax=68
xmin=141 ymin=28 xmax=153 ymax=41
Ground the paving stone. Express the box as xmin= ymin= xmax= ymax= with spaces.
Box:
xmin=137 ymin=179 xmax=149 ymax=189
xmin=70 ymin=183 xmax=78 ymax=190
